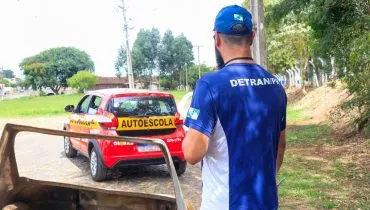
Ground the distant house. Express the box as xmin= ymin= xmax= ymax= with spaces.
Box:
xmin=92 ymin=76 xmax=159 ymax=90
xmin=93 ymin=77 xmax=129 ymax=90
xmin=134 ymin=76 xmax=160 ymax=90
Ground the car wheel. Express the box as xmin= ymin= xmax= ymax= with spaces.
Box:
xmin=90 ymin=147 xmax=108 ymax=181
xmin=175 ymin=161 xmax=187 ymax=176
xmin=64 ymin=136 xmax=77 ymax=158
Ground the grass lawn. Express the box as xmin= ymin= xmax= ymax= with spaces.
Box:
xmin=0 ymin=90 xmax=189 ymax=117
xmin=279 ymin=107 xmax=370 ymax=209
xmin=0 ymin=94 xmax=84 ymax=117
xmin=169 ymin=90 xmax=188 ymax=102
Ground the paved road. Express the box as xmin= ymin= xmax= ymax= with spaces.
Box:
xmin=0 ymin=115 xmax=202 ymax=209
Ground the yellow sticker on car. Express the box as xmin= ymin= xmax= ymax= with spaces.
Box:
xmin=117 ymin=116 xmax=176 ymax=131
xmin=69 ymin=115 xmax=100 ymax=129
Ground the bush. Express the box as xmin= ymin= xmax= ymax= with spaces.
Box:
xmin=342 ymin=34 xmax=370 ymax=132
xmin=67 ymin=71 xmax=98 ymax=93
xmin=160 ymin=76 xmax=178 ymax=90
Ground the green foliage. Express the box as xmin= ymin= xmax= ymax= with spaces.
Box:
xmin=169 ymin=90 xmax=188 ymax=102
xmin=265 ymin=0 xmax=313 ymax=82
xmin=131 ymin=28 xmax=161 ymax=78
xmin=267 ymin=22 xmax=312 ymax=74
xmin=0 ymin=93 xmax=83 ymax=117
xmin=67 ymin=71 xmax=98 ymax=93
xmin=187 ymin=65 xmax=213 ymax=89
xmin=19 ymin=47 xmax=94 ymax=94
xmin=159 ymin=75 xmax=178 ymax=90
xmin=114 ymin=45 xmax=127 ymax=78
xmin=1 ymin=70 xmax=15 ymax=78
xmin=266 ymin=0 xmax=370 ymax=131
xmin=115 ymin=28 xmax=194 ymax=89
xmin=157 ymin=30 xmax=194 ymax=86
xmin=286 ymin=106 xmax=308 ymax=121
xmin=341 ymin=33 xmax=370 ymax=131
xmin=0 ymin=78 xmax=10 ymax=87
xmin=158 ymin=30 xmax=177 ymax=76
xmin=287 ymin=124 xmax=331 ymax=144
xmin=159 ymin=64 xmax=212 ymax=90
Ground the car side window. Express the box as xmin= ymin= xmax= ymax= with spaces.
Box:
xmin=77 ymin=95 xmax=91 ymax=114
xmin=87 ymin=95 xmax=102 ymax=115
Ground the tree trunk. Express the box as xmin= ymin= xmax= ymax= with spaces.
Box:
xmin=301 ymin=59 xmax=308 ymax=91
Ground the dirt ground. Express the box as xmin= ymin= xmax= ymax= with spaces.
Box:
xmin=284 ymin=85 xmax=370 ymax=209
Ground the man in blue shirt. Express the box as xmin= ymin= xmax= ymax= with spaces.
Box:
xmin=182 ymin=5 xmax=287 ymax=210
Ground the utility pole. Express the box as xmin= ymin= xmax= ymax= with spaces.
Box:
xmin=250 ymin=0 xmax=267 ymax=69
xmin=193 ymin=45 xmax=203 ymax=79
xmin=119 ymin=0 xmax=134 ymax=88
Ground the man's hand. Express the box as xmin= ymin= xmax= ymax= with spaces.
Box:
xmin=182 ymin=128 xmax=209 ymax=165
xmin=276 ymin=130 xmax=286 ymax=174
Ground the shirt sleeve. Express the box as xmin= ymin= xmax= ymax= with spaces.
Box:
xmin=280 ymin=91 xmax=287 ymax=131
xmin=184 ymin=80 xmax=217 ymax=137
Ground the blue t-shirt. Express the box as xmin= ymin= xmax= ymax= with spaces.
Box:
xmin=185 ymin=63 xmax=287 ymax=210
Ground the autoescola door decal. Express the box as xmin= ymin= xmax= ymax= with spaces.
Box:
xmin=69 ymin=115 xmax=100 ymax=129
xmin=117 ymin=116 xmax=176 ymax=131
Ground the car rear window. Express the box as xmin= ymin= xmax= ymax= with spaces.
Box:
xmin=107 ymin=96 xmax=177 ymax=117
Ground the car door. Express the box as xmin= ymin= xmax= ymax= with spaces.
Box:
xmin=80 ymin=95 xmax=103 ymax=154
xmin=69 ymin=95 xmax=91 ymax=151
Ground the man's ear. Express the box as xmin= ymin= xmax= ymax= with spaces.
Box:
xmin=215 ymin=33 xmax=222 ymax=48
xmin=249 ymin=31 xmax=255 ymax=45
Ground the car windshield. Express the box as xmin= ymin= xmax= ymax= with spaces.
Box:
xmin=109 ymin=96 xmax=177 ymax=117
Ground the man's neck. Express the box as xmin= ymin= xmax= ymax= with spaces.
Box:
xmin=222 ymin=48 xmax=254 ymax=65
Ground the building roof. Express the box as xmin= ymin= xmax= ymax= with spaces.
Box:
xmin=96 ymin=76 xmax=159 ymax=85
xmin=96 ymin=77 xmax=128 ymax=85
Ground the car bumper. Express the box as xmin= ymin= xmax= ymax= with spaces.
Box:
xmin=95 ymin=128 xmax=185 ymax=168
xmin=111 ymin=156 xmax=184 ymax=169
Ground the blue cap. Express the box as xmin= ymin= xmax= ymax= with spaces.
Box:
xmin=213 ymin=5 xmax=253 ymax=36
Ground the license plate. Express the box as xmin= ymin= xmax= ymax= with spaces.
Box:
xmin=137 ymin=144 xmax=161 ymax=152
xmin=117 ymin=116 xmax=176 ymax=131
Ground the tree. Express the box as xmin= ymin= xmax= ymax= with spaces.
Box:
xmin=158 ymin=30 xmax=194 ymax=87
xmin=67 ymin=71 xmax=98 ymax=93
xmin=131 ymin=28 xmax=160 ymax=79
xmin=116 ymin=28 xmax=194 ymax=90
xmin=115 ymin=45 xmax=127 ymax=78
xmin=187 ymin=65 xmax=213 ymax=89
xmin=158 ymin=30 xmax=177 ymax=76
xmin=160 ymin=64 xmax=212 ymax=90
xmin=1 ymin=70 xmax=15 ymax=79
xmin=19 ymin=47 xmax=94 ymax=94
xmin=0 ymin=78 xmax=10 ymax=87
xmin=173 ymin=33 xmax=194 ymax=86
xmin=115 ymin=28 xmax=161 ymax=87
xmin=267 ymin=0 xmax=370 ymax=131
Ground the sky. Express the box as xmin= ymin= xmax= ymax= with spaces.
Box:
xmin=0 ymin=0 xmax=243 ymax=77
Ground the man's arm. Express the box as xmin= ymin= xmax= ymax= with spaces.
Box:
xmin=182 ymin=128 xmax=209 ymax=165
xmin=182 ymin=80 xmax=216 ymax=165
xmin=276 ymin=130 xmax=286 ymax=174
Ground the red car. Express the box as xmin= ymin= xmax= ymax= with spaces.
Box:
xmin=63 ymin=88 xmax=186 ymax=181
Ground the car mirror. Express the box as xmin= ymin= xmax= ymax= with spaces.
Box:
xmin=64 ymin=105 xmax=75 ymax=112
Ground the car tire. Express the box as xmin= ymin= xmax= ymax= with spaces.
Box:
xmin=175 ymin=161 xmax=187 ymax=176
xmin=90 ymin=147 xmax=108 ymax=181
xmin=64 ymin=136 xmax=77 ymax=158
